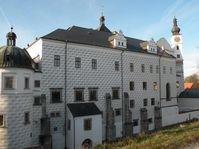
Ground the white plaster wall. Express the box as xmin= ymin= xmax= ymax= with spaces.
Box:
xmin=66 ymin=43 xmax=122 ymax=139
xmin=74 ymin=115 xmax=102 ymax=149
xmin=26 ymin=37 xmax=181 ymax=148
xmin=32 ymin=72 xmax=42 ymax=145
xmin=0 ymin=68 xmax=34 ymax=94
xmin=41 ymin=39 xmax=66 ymax=149
xmin=178 ymin=98 xmax=199 ymax=111
xmin=159 ymin=57 xmax=177 ymax=107
xmin=27 ymin=39 xmax=43 ymax=59
xmin=161 ymin=106 xmax=179 ymax=126
xmin=178 ymin=111 xmax=199 ymax=123
xmin=66 ymin=109 xmax=74 ymax=149
xmin=123 ymin=51 xmax=160 ymax=132
xmin=0 ymin=68 xmax=34 ymax=149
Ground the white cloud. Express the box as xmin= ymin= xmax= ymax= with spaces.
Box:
xmin=183 ymin=52 xmax=199 ymax=76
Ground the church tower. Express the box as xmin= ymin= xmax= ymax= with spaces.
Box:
xmin=170 ymin=17 xmax=184 ymax=95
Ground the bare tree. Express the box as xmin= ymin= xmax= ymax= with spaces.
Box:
xmin=185 ymin=73 xmax=199 ymax=83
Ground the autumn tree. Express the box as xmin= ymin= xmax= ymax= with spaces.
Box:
xmin=185 ymin=73 xmax=199 ymax=83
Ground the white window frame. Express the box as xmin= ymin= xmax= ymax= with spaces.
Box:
xmin=3 ymin=75 xmax=15 ymax=90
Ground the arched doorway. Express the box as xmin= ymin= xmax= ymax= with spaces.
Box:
xmin=82 ymin=138 xmax=92 ymax=149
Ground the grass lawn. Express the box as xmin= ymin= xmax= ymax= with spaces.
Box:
xmin=95 ymin=120 xmax=199 ymax=149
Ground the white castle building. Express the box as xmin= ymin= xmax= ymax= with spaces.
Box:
xmin=0 ymin=16 xmax=198 ymax=149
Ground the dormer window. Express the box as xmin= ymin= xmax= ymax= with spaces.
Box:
xmin=146 ymin=38 xmax=157 ymax=54
xmin=109 ymin=30 xmax=127 ymax=48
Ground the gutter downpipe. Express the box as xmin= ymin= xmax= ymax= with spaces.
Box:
xmin=73 ymin=118 xmax=75 ymax=149
xmin=64 ymin=40 xmax=68 ymax=149
xmin=121 ymin=49 xmax=124 ymax=136
xmin=159 ymin=53 xmax=162 ymax=108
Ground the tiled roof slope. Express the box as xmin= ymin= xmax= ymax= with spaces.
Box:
xmin=67 ymin=102 xmax=102 ymax=117
xmin=42 ymin=26 xmax=175 ymax=58
xmin=179 ymin=89 xmax=199 ymax=98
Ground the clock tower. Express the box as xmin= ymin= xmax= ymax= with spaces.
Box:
xmin=170 ymin=17 xmax=184 ymax=95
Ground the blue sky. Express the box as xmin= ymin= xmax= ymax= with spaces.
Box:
xmin=0 ymin=0 xmax=198 ymax=76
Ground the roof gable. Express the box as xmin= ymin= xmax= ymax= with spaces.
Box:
xmin=67 ymin=102 xmax=102 ymax=117
xmin=42 ymin=26 xmax=175 ymax=58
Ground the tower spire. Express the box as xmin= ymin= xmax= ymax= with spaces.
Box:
xmin=171 ymin=16 xmax=180 ymax=35
xmin=6 ymin=27 xmax=17 ymax=46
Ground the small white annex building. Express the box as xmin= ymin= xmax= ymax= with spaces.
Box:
xmin=1 ymin=16 xmax=199 ymax=149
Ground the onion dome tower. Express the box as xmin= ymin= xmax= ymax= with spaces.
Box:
xmin=0 ymin=27 xmax=33 ymax=69
xmin=171 ymin=17 xmax=181 ymax=35
xmin=0 ymin=28 xmax=34 ymax=149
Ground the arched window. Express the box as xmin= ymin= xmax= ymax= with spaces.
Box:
xmin=166 ymin=83 xmax=171 ymax=101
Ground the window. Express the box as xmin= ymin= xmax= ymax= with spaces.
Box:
xmin=74 ymin=88 xmax=84 ymax=101
xmin=68 ymin=120 xmax=71 ymax=130
xmin=54 ymin=55 xmax=60 ymax=66
xmin=170 ymin=67 xmax=173 ymax=74
xmin=133 ymin=119 xmax=139 ymax=126
xmin=143 ymin=98 xmax=147 ymax=106
xmin=0 ymin=115 xmax=5 ymax=127
xmin=163 ymin=66 xmax=166 ymax=74
xmin=151 ymin=98 xmax=155 ymax=106
xmin=177 ymin=54 xmax=180 ymax=58
xmin=153 ymin=82 xmax=158 ymax=91
xmin=156 ymin=65 xmax=159 ymax=74
xmin=141 ymin=64 xmax=145 ymax=72
xmin=89 ymin=88 xmax=98 ymax=101
xmin=54 ymin=127 xmax=58 ymax=131
xmin=129 ymin=81 xmax=134 ymax=91
xmin=130 ymin=100 xmax=135 ymax=108
xmin=92 ymin=59 xmax=97 ymax=69
xmin=148 ymin=118 xmax=153 ymax=124
xmin=35 ymin=63 xmax=39 ymax=70
xmin=84 ymin=118 xmax=92 ymax=131
xmin=33 ymin=96 xmax=41 ymax=105
xmin=176 ymin=46 xmax=179 ymax=50
xmin=24 ymin=112 xmax=30 ymax=125
xmin=150 ymin=65 xmax=153 ymax=73
xmin=112 ymin=87 xmax=120 ymax=99
xmin=24 ymin=77 xmax=30 ymax=89
xmin=50 ymin=112 xmax=60 ymax=118
xmin=50 ymin=88 xmax=62 ymax=103
xmin=143 ymin=82 xmax=147 ymax=90
xmin=4 ymin=76 xmax=14 ymax=89
xmin=75 ymin=57 xmax=81 ymax=68
xmin=130 ymin=63 xmax=134 ymax=72
xmin=166 ymin=83 xmax=171 ymax=101
xmin=34 ymin=80 xmax=40 ymax=88
xmin=115 ymin=109 xmax=121 ymax=116
xmin=115 ymin=61 xmax=119 ymax=71
xmin=176 ymin=81 xmax=179 ymax=88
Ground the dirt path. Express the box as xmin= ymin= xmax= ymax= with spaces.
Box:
xmin=183 ymin=142 xmax=199 ymax=149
